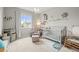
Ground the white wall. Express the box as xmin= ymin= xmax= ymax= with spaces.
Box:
xmin=40 ymin=7 xmax=79 ymax=29
xmin=0 ymin=7 xmax=3 ymax=36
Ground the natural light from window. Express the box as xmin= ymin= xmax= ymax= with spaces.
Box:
xmin=21 ymin=16 xmax=32 ymax=28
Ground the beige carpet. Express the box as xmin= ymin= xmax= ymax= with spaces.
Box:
xmin=6 ymin=37 xmax=75 ymax=52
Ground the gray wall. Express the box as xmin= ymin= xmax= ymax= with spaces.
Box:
xmin=16 ymin=8 xmax=34 ymax=38
xmin=0 ymin=7 xmax=3 ymax=36
xmin=3 ymin=7 xmax=34 ymax=39
xmin=3 ymin=7 xmax=16 ymax=32
xmin=40 ymin=7 xmax=79 ymax=30
xmin=40 ymin=7 xmax=79 ymax=43
xmin=32 ymin=13 xmax=40 ymax=31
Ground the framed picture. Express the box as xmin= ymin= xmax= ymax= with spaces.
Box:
xmin=43 ymin=14 xmax=48 ymax=20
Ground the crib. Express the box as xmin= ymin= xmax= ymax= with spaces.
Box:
xmin=42 ymin=26 xmax=67 ymax=44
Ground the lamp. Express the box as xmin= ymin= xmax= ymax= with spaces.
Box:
xmin=36 ymin=20 xmax=41 ymax=26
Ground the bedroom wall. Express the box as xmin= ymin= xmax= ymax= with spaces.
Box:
xmin=0 ymin=7 xmax=3 ymax=36
xmin=32 ymin=13 xmax=40 ymax=31
xmin=40 ymin=7 xmax=79 ymax=30
xmin=3 ymin=7 xmax=16 ymax=32
xmin=17 ymin=8 xmax=34 ymax=38
xmin=3 ymin=7 xmax=34 ymax=39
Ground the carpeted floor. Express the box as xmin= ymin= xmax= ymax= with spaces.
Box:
xmin=4 ymin=37 xmax=76 ymax=52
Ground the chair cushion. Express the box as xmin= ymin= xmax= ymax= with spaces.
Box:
xmin=0 ymin=39 xmax=5 ymax=48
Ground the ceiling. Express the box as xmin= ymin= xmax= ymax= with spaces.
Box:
xmin=19 ymin=7 xmax=52 ymax=13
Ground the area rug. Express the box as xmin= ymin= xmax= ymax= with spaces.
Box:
xmin=53 ymin=42 xmax=63 ymax=51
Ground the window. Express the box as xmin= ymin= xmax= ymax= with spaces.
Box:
xmin=21 ymin=16 xmax=32 ymax=28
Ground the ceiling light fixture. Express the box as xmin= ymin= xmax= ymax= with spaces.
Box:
xmin=34 ymin=8 xmax=40 ymax=13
